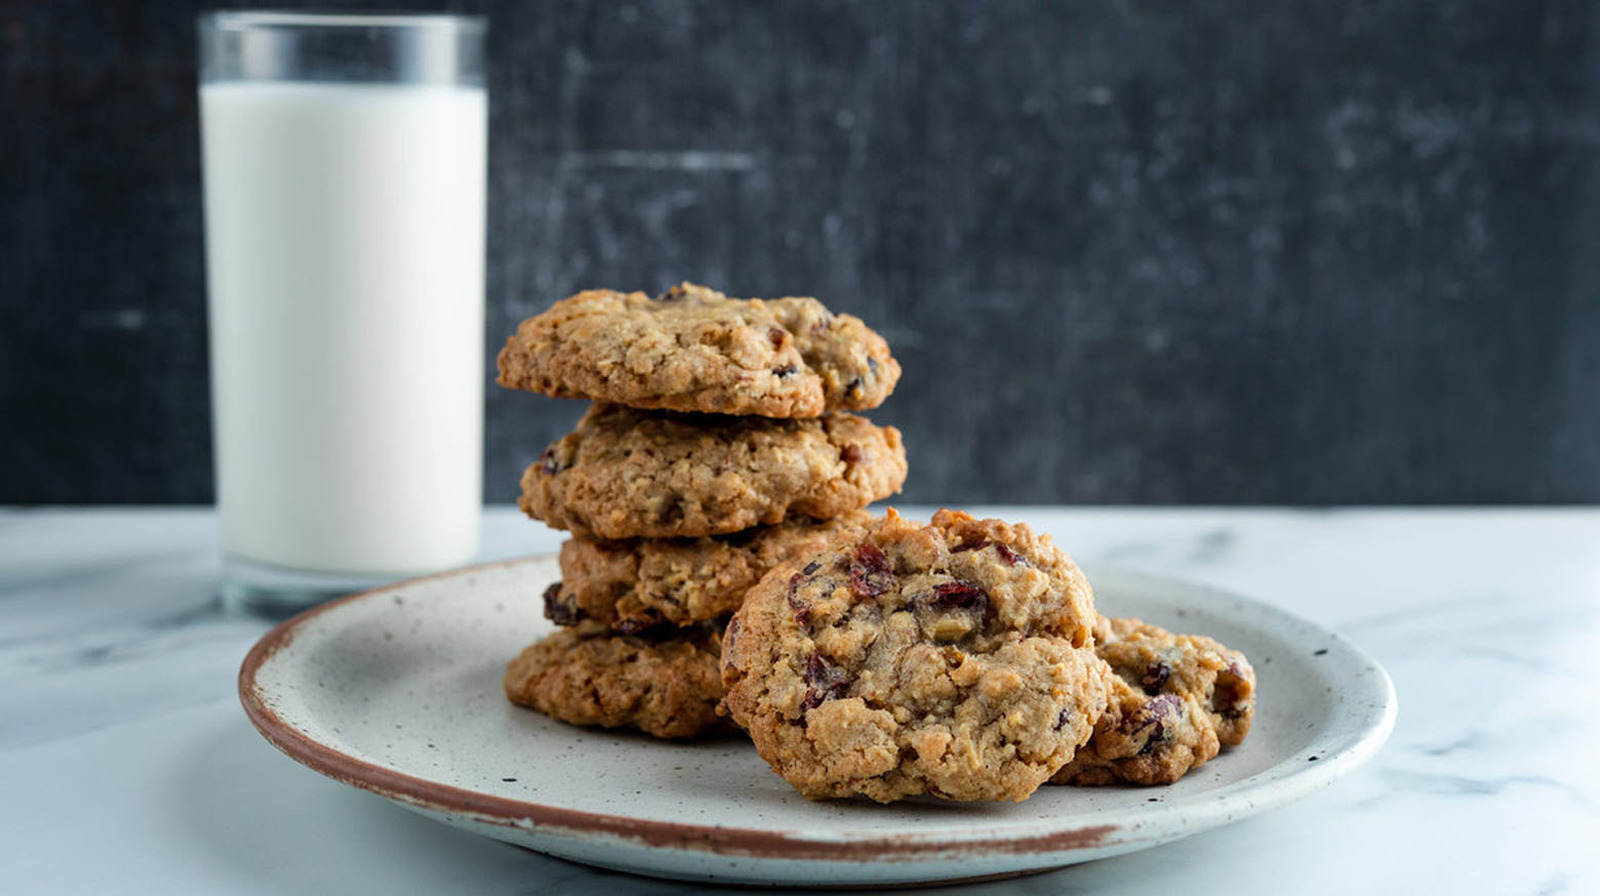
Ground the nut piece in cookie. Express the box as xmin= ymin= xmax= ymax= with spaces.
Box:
xmin=504 ymin=620 xmax=732 ymax=740
xmin=518 ymin=404 xmax=906 ymax=540
xmin=1052 ymin=616 xmax=1257 ymax=786
xmin=546 ymin=511 xmax=875 ymax=632
xmin=720 ymin=509 xmax=1109 ymax=803
xmin=496 ymin=283 xmax=901 ymax=417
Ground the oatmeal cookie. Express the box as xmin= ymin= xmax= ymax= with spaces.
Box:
xmin=503 ymin=620 xmax=731 ymax=739
xmin=721 ymin=509 xmax=1109 ymax=803
xmin=497 ymin=283 xmax=900 ymax=417
xmin=518 ymin=404 xmax=906 ymax=540
xmin=545 ymin=511 xmax=874 ymax=632
xmin=1052 ymin=616 xmax=1256 ymax=786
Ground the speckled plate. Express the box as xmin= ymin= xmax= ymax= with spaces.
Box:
xmin=239 ymin=556 xmax=1395 ymax=887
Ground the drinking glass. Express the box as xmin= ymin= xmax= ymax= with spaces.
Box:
xmin=198 ymin=11 xmax=488 ymax=617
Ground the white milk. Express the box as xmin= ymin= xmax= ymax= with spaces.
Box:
xmin=201 ymin=82 xmax=486 ymax=575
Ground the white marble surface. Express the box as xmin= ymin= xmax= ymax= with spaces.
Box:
xmin=2 ymin=506 xmax=1597 ymax=895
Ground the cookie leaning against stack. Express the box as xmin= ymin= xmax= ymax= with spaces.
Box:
xmin=721 ymin=509 xmax=1111 ymax=803
xmin=497 ymin=284 xmax=906 ymax=739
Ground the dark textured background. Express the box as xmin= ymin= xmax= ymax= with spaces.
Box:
xmin=4 ymin=0 xmax=1598 ymax=505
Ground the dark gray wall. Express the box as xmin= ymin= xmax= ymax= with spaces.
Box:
xmin=4 ymin=0 xmax=1598 ymax=505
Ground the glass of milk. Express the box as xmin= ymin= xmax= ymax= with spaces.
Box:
xmin=198 ymin=11 xmax=487 ymax=617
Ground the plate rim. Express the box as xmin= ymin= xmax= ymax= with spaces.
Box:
xmin=238 ymin=554 xmax=1397 ymax=864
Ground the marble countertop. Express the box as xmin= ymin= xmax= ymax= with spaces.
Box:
xmin=3 ymin=506 xmax=1597 ymax=895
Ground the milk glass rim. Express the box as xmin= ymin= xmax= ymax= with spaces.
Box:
xmin=197 ymin=9 xmax=486 ymax=86
xmin=197 ymin=10 xmax=486 ymax=34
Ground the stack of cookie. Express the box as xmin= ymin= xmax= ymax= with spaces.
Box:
xmin=494 ymin=283 xmax=907 ymax=738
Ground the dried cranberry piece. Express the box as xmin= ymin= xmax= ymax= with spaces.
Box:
xmin=1126 ymin=693 xmax=1181 ymax=752
xmin=542 ymin=582 xmax=580 ymax=626
xmin=1140 ymin=693 xmax=1181 ymax=725
xmin=787 ymin=571 xmax=813 ymax=627
xmin=847 ymin=544 xmax=895 ymax=597
xmin=950 ymin=538 xmax=1024 ymax=566
xmin=1141 ymin=661 xmax=1171 ymax=695
xmin=768 ymin=326 xmax=787 ymax=349
xmin=801 ymin=651 xmax=852 ymax=709
xmin=928 ymin=580 xmax=988 ymax=612
xmin=840 ymin=444 xmax=863 ymax=464
xmin=538 ymin=447 xmax=563 ymax=475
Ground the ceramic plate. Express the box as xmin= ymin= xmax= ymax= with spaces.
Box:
xmin=239 ymin=556 xmax=1395 ymax=887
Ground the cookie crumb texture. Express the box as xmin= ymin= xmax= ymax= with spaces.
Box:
xmin=1053 ymin=616 xmax=1257 ymax=786
xmin=519 ymin=405 xmax=906 ymax=540
xmin=548 ymin=511 xmax=875 ymax=632
xmin=496 ymin=283 xmax=901 ymax=417
xmin=504 ymin=621 xmax=731 ymax=739
xmin=721 ymin=509 xmax=1108 ymax=803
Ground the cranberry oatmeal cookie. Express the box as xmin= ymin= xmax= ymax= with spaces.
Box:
xmin=518 ymin=404 xmax=906 ymax=540
xmin=504 ymin=620 xmax=732 ymax=740
xmin=497 ymin=283 xmax=900 ymax=417
xmin=721 ymin=509 xmax=1110 ymax=803
xmin=545 ymin=511 xmax=874 ymax=633
xmin=1052 ymin=616 xmax=1256 ymax=786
